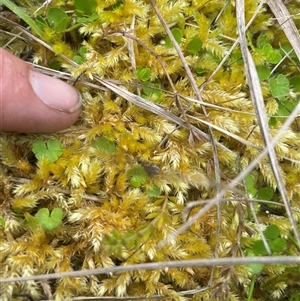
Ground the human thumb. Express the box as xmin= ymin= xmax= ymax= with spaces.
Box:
xmin=0 ymin=48 xmax=82 ymax=133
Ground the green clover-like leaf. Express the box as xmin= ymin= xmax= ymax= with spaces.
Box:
xmin=74 ymin=0 xmax=97 ymax=15
xmin=264 ymin=224 xmax=280 ymax=240
xmin=136 ymin=67 xmax=151 ymax=82
xmin=256 ymin=65 xmax=270 ymax=81
xmin=165 ymin=28 xmax=183 ymax=47
xmin=35 ymin=208 xmax=63 ymax=231
xmin=93 ymin=137 xmax=116 ymax=155
xmin=270 ymin=74 xmax=290 ymax=100
xmin=127 ymin=165 xmax=148 ymax=188
xmin=186 ymin=37 xmax=202 ymax=54
xmin=32 ymin=139 xmax=63 ymax=162
xmin=244 ymin=174 xmax=257 ymax=196
xmin=47 ymin=8 xmax=71 ymax=33
xmin=146 ymin=185 xmax=161 ymax=197
xmin=257 ymin=187 xmax=274 ymax=201
xmin=269 ymin=237 xmax=287 ymax=253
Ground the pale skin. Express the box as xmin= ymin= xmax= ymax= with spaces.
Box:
xmin=0 ymin=48 xmax=82 ymax=133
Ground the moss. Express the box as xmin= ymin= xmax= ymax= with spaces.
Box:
xmin=1 ymin=0 xmax=300 ymax=300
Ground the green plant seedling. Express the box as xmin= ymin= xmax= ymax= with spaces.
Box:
xmin=256 ymin=187 xmax=274 ymax=201
xmin=258 ymin=44 xmax=282 ymax=64
xmin=264 ymin=224 xmax=280 ymax=240
xmin=92 ymin=136 xmax=116 ymax=155
xmin=244 ymin=174 xmax=257 ymax=196
xmin=74 ymin=0 xmax=97 ymax=15
xmin=47 ymin=8 xmax=71 ymax=33
xmin=127 ymin=164 xmax=149 ymax=188
xmin=165 ymin=28 xmax=183 ymax=47
xmin=104 ymin=224 xmax=155 ymax=256
xmin=270 ymin=74 xmax=290 ymax=101
xmin=250 ymin=224 xmax=287 ymax=256
xmin=186 ymin=37 xmax=202 ymax=55
xmin=142 ymin=83 xmax=163 ymax=102
xmin=35 ymin=15 xmax=48 ymax=31
xmin=136 ymin=67 xmax=151 ymax=82
xmin=145 ymin=184 xmax=161 ymax=197
xmin=247 ymin=252 xmax=264 ymax=274
xmin=269 ymin=237 xmax=287 ymax=253
xmin=32 ymin=139 xmax=63 ymax=162
xmin=76 ymin=13 xmax=98 ymax=23
xmin=35 ymin=208 xmax=63 ymax=231
xmin=256 ymin=65 xmax=270 ymax=81
xmin=256 ymin=34 xmax=269 ymax=48
xmin=277 ymin=100 xmax=297 ymax=117
xmin=73 ymin=46 xmax=88 ymax=64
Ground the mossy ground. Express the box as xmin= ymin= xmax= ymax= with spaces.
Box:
xmin=1 ymin=0 xmax=300 ymax=300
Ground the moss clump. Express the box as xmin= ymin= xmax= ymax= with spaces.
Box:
xmin=1 ymin=0 xmax=300 ymax=300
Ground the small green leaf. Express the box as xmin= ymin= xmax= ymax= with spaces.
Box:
xmin=248 ymin=262 xmax=264 ymax=274
xmin=251 ymin=240 xmax=268 ymax=256
xmin=50 ymin=208 xmax=63 ymax=226
xmin=260 ymin=44 xmax=282 ymax=64
xmin=73 ymin=55 xmax=85 ymax=64
xmin=267 ymin=49 xmax=282 ymax=64
xmin=35 ymin=16 xmax=48 ymax=30
xmin=269 ymin=237 xmax=287 ymax=253
xmin=257 ymin=187 xmax=274 ymax=201
xmin=73 ymin=46 xmax=88 ymax=64
xmin=186 ymin=37 xmax=202 ymax=54
xmin=257 ymin=34 xmax=269 ymax=48
xmin=244 ymin=174 xmax=257 ymax=196
xmin=270 ymin=74 xmax=289 ymax=100
xmin=264 ymin=224 xmax=280 ymax=240
xmin=93 ymin=137 xmax=116 ymax=155
xmin=146 ymin=185 xmax=161 ymax=197
xmin=76 ymin=13 xmax=98 ymax=23
xmin=47 ymin=8 xmax=71 ymax=33
xmin=130 ymin=175 xmax=146 ymax=188
xmin=127 ymin=165 xmax=149 ymax=188
xmin=35 ymin=208 xmax=63 ymax=231
xmin=32 ymin=139 xmax=63 ymax=162
xmin=136 ymin=67 xmax=151 ymax=82
xmin=277 ymin=100 xmax=296 ymax=117
xmin=256 ymin=65 xmax=270 ymax=81
xmin=142 ymin=83 xmax=163 ymax=102
xmin=74 ymin=0 xmax=97 ymax=14
xmin=123 ymin=236 xmax=136 ymax=250
xmin=127 ymin=165 xmax=148 ymax=177
xmin=195 ymin=67 xmax=207 ymax=76
xmin=32 ymin=140 xmax=47 ymax=156
xmin=79 ymin=46 xmax=88 ymax=57
xmin=165 ymin=28 xmax=183 ymax=47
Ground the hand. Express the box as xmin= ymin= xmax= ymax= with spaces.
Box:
xmin=0 ymin=48 xmax=82 ymax=133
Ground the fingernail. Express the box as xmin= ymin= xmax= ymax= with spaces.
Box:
xmin=29 ymin=69 xmax=82 ymax=113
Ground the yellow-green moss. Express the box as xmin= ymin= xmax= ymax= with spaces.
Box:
xmin=1 ymin=0 xmax=300 ymax=300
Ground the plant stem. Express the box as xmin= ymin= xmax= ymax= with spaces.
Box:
xmin=247 ymin=275 xmax=256 ymax=301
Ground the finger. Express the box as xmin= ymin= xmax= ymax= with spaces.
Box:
xmin=0 ymin=48 xmax=82 ymax=133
